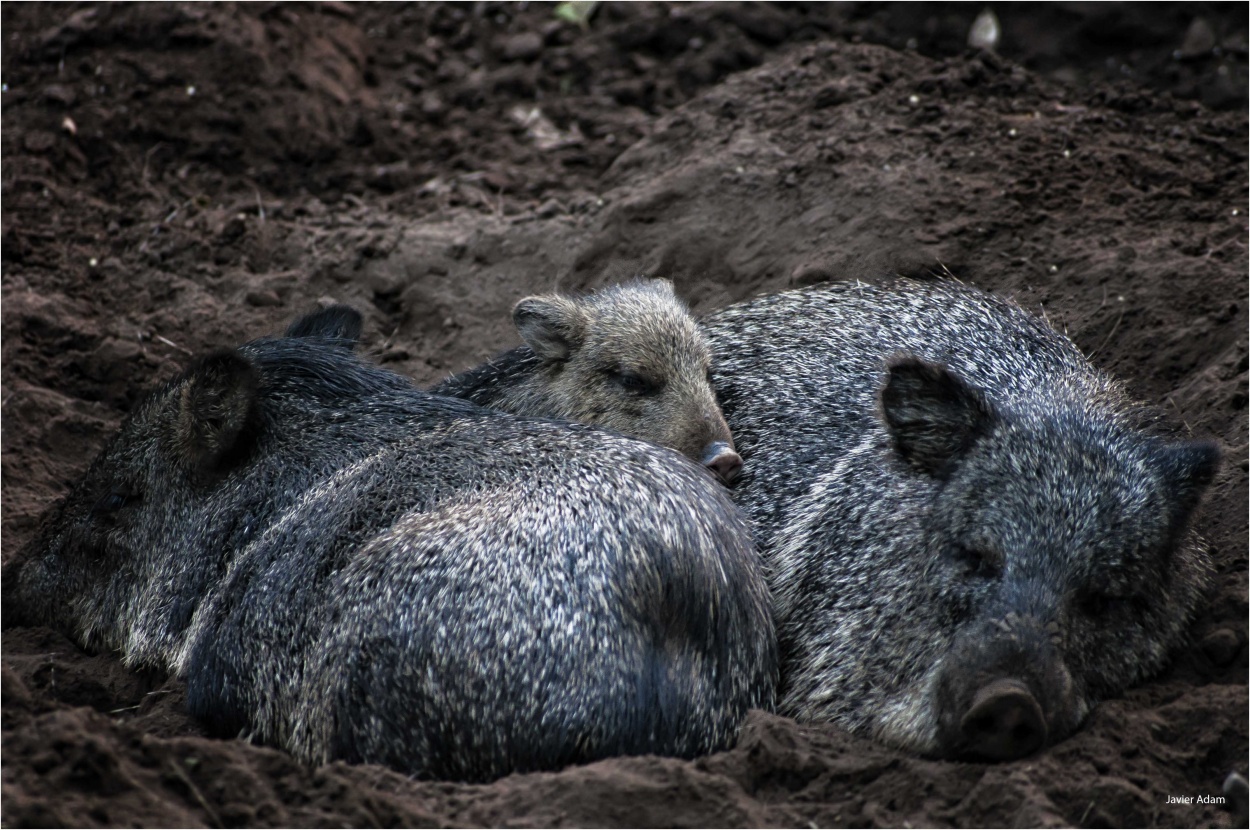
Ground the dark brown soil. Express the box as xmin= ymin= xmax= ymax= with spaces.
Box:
xmin=2 ymin=3 xmax=1246 ymax=827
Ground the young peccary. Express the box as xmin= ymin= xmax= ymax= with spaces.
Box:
xmin=432 ymin=279 xmax=743 ymax=483
xmin=3 ymin=307 xmax=777 ymax=782
xmin=702 ymin=278 xmax=1218 ymax=761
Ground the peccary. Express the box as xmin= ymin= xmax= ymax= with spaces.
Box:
xmin=432 ymin=279 xmax=743 ymax=483
xmin=3 ymin=306 xmax=777 ymax=781
xmin=702 ymin=277 xmax=1218 ymax=761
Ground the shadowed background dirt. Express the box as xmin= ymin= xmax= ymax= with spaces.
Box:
xmin=2 ymin=3 xmax=1246 ymax=827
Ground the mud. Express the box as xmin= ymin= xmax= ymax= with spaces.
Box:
xmin=2 ymin=3 xmax=1246 ymax=827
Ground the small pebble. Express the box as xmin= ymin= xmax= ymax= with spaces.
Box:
xmin=1179 ymin=18 xmax=1216 ymax=58
xmin=43 ymin=84 xmax=75 ymax=106
xmin=245 ymin=290 xmax=283 ymax=308
xmin=1200 ymin=628 xmax=1240 ymax=665
xmin=502 ymin=32 xmax=543 ymax=62
xmin=23 ymin=131 xmax=56 ymax=153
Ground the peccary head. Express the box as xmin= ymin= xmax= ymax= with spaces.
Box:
xmin=511 ymin=279 xmax=741 ymax=482
xmin=870 ymin=357 xmax=1218 ymax=760
xmin=2 ymin=307 xmax=391 ymax=663
xmin=775 ymin=356 xmax=1218 ymax=761
xmin=3 ymin=350 xmax=260 ymax=654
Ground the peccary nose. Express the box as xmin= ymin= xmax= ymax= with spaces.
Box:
xmin=702 ymin=442 xmax=743 ymax=484
xmin=960 ymin=678 xmax=1047 ymax=761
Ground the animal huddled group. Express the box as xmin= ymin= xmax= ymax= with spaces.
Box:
xmin=4 ymin=275 xmax=1219 ymax=781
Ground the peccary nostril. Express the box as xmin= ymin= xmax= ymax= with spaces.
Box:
xmin=960 ymin=678 xmax=1047 ymax=761
xmin=702 ymin=442 xmax=744 ymax=484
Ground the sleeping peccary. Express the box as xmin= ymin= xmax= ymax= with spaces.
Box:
xmin=702 ymin=277 xmax=1219 ymax=761
xmin=2 ymin=306 xmax=777 ymax=781
xmin=433 ymin=278 xmax=744 ymax=483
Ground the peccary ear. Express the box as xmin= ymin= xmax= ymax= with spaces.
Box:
xmin=881 ymin=357 xmax=996 ymax=477
xmin=1157 ymin=440 xmax=1220 ymax=526
xmin=284 ymin=305 xmax=363 ymax=348
xmin=174 ymin=351 xmax=260 ymax=474
xmin=513 ymin=296 xmax=587 ymax=361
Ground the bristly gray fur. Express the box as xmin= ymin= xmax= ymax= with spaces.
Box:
xmin=702 ymin=277 xmax=1217 ymax=759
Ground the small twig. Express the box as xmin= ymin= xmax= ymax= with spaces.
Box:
xmin=142 ymin=142 xmax=166 ymax=189
xmin=1087 ymin=308 xmax=1125 ymax=360
xmin=1165 ymin=396 xmax=1194 ymax=432
xmin=148 ymin=197 xmax=195 ymax=238
xmin=169 ymin=760 xmax=221 ymax=829
xmin=156 ymin=335 xmax=193 ymax=355
xmin=1201 ymin=235 xmax=1246 ymax=260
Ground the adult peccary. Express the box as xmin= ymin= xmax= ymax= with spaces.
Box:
xmin=702 ymin=277 xmax=1219 ymax=761
xmin=432 ymin=278 xmax=744 ymax=483
xmin=2 ymin=306 xmax=777 ymax=781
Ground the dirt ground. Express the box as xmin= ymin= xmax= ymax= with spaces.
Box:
xmin=1 ymin=2 xmax=1246 ymax=827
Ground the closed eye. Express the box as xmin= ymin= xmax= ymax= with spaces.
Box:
xmin=952 ymin=544 xmax=1002 ymax=579
xmin=1077 ymin=589 xmax=1147 ymax=619
xmin=614 ymin=370 xmax=661 ymax=396
xmin=92 ymin=488 xmax=139 ymax=517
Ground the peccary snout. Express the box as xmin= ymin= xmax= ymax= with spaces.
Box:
xmin=701 ymin=440 xmax=743 ymax=484
xmin=933 ymin=608 xmax=1081 ymax=762
xmin=959 ymin=679 xmax=1047 ymax=760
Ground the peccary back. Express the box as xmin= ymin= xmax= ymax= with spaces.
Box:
xmin=4 ymin=307 xmax=777 ymax=781
xmin=433 ymin=279 xmax=743 ymax=483
xmin=702 ymin=278 xmax=1217 ymax=761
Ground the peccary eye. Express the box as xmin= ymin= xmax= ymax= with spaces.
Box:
xmin=1079 ymin=591 xmax=1122 ymax=618
xmin=92 ymin=488 xmax=139 ymax=517
xmin=1078 ymin=589 xmax=1142 ymax=618
xmin=952 ymin=544 xmax=1001 ymax=579
xmin=614 ymin=370 xmax=660 ymax=396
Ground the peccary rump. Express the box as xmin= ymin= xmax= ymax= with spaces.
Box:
xmin=4 ymin=307 xmax=777 ymax=782
xmin=704 ymin=277 xmax=1218 ymax=761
